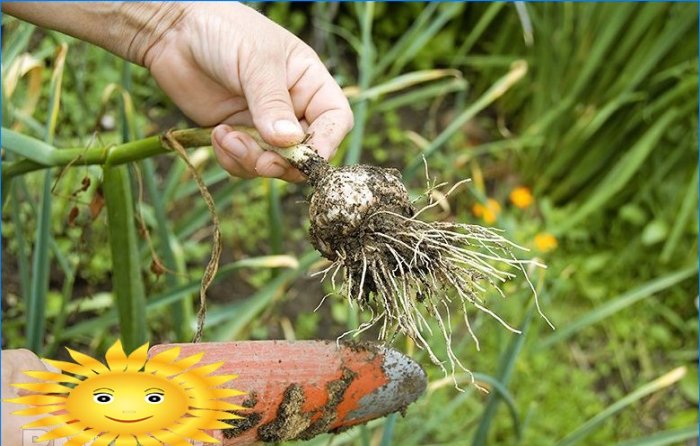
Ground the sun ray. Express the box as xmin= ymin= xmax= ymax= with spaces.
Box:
xmin=23 ymin=413 xmax=75 ymax=428
xmin=211 ymin=388 xmax=246 ymax=398
xmin=134 ymin=433 xmax=162 ymax=446
xmin=144 ymin=361 xmax=179 ymax=377
xmin=37 ymin=423 xmax=84 ymax=441
xmin=23 ymin=370 xmax=82 ymax=384
xmin=13 ymin=403 xmax=65 ymax=416
xmin=114 ymin=434 xmax=138 ymax=446
xmin=171 ymin=421 xmax=219 ymax=443
xmin=203 ymin=400 xmax=245 ymax=411
xmin=12 ymin=382 xmax=73 ymax=394
xmin=6 ymin=394 xmax=66 ymax=406
xmin=104 ymin=341 xmax=149 ymax=372
xmin=147 ymin=346 xmax=180 ymax=367
xmin=63 ymin=429 xmax=100 ymax=446
xmin=124 ymin=342 xmax=149 ymax=371
xmin=204 ymin=374 xmax=239 ymax=387
xmin=151 ymin=429 xmax=196 ymax=446
xmin=188 ymin=388 xmax=245 ymax=409
xmin=188 ymin=408 xmax=242 ymax=420
xmin=43 ymin=358 xmax=99 ymax=378
xmin=173 ymin=352 xmax=205 ymax=370
xmin=199 ymin=419 xmax=240 ymax=430
xmin=185 ymin=361 xmax=224 ymax=377
xmin=66 ymin=348 xmax=110 ymax=374
xmin=104 ymin=340 xmax=129 ymax=371
xmin=176 ymin=368 xmax=229 ymax=390
xmin=91 ymin=432 xmax=118 ymax=446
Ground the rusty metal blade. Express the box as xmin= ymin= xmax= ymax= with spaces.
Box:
xmin=149 ymin=340 xmax=426 ymax=444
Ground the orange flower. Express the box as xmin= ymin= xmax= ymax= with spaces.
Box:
xmin=534 ymin=232 xmax=558 ymax=252
xmin=509 ymin=186 xmax=534 ymax=209
xmin=472 ymin=199 xmax=501 ymax=224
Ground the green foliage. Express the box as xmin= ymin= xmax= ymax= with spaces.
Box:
xmin=2 ymin=3 xmax=697 ymax=446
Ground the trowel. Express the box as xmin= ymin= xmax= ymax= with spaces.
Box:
xmin=149 ymin=340 xmax=426 ymax=445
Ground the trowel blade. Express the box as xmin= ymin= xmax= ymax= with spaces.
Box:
xmin=149 ymin=340 xmax=426 ymax=444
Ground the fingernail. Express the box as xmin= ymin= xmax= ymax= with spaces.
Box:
xmin=273 ymin=120 xmax=304 ymax=138
xmin=212 ymin=125 xmax=231 ymax=143
xmin=214 ymin=126 xmax=247 ymax=159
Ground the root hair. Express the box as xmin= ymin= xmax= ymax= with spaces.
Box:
xmin=322 ymin=177 xmax=551 ymax=390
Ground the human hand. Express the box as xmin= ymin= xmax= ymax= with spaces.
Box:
xmin=145 ymin=3 xmax=353 ymax=182
xmin=1 ymin=349 xmax=53 ymax=445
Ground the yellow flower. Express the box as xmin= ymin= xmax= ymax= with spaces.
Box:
xmin=509 ymin=186 xmax=534 ymax=209
xmin=472 ymin=199 xmax=501 ymax=224
xmin=534 ymin=232 xmax=558 ymax=252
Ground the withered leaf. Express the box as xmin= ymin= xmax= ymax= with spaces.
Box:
xmin=89 ymin=187 xmax=105 ymax=220
xmin=67 ymin=206 xmax=79 ymax=226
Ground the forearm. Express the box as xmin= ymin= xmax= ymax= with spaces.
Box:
xmin=2 ymin=2 xmax=189 ymax=66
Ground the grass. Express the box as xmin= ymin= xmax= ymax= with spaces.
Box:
xmin=1 ymin=3 xmax=697 ymax=445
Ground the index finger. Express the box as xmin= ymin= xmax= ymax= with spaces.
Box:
xmin=289 ymin=63 xmax=353 ymax=160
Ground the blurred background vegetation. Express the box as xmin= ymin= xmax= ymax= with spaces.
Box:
xmin=2 ymin=3 xmax=698 ymax=445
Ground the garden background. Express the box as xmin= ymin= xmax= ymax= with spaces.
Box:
xmin=2 ymin=3 xmax=698 ymax=445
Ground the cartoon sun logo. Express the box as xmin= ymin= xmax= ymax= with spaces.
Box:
xmin=7 ymin=340 xmax=244 ymax=445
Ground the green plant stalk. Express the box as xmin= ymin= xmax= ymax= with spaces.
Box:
xmin=556 ymin=367 xmax=687 ymax=446
xmin=12 ymin=176 xmax=76 ymax=308
xmin=404 ymin=60 xmax=528 ymax=179
xmin=451 ymin=2 xmax=506 ymax=65
xmin=372 ymin=3 xmax=438 ymax=78
xmin=345 ymin=2 xmax=374 ymax=165
xmin=1 ymin=21 xmax=36 ymax=73
xmin=27 ymin=170 xmax=51 ymax=353
xmin=174 ymin=181 xmax=244 ymax=241
xmin=3 ymin=125 xmax=316 ymax=180
xmin=102 ymin=164 xmax=147 ymax=353
xmin=121 ymin=60 xmax=191 ymax=342
xmin=26 ymin=43 xmax=67 ymax=354
xmin=388 ymin=3 xmax=463 ymax=78
xmin=404 ymin=389 xmax=475 ymax=446
xmin=471 ymin=302 xmax=532 ymax=445
xmin=211 ymin=251 xmax=319 ymax=341
xmin=538 ymin=265 xmax=698 ymax=348
xmin=473 ymin=372 xmax=522 ymax=440
xmin=162 ymin=159 xmax=188 ymax=202
xmin=349 ymin=68 xmax=462 ymax=103
xmin=174 ymin=169 xmax=230 ymax=200
xmin=2 ymin=127 xmax=213 ymax=179
xmin=376 ymin=77 xmax=468 ymax=112
xmin=45 ymin=268 xmax=75 ymax=357
xmin=142 ymin=158 xmax=192 ymax=340
xmin=555 ymin=108 xmax=679 ymax=233
xmin=9 ymin=179 xmax=31 ymax=301
xmin=614 ymin=426 xmax=698 ymax=446
xmin=379 ymin=413 xmax=397 ymax=446
xmin=60 ymin=255 xmax=299 ymax=340
xmin=267 ymin=178 xmax=284 ymax=279
xmin=660 ymin=164 xmax=698 ymax=263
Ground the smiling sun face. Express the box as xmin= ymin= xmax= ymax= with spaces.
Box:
xmin=65 ymin=371 xmax=189 ymax=435
xmin=8 ymin=340 xmax=245 ymax=445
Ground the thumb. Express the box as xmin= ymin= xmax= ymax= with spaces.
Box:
xmin=244 ymin=66 xmax=304 ymax=148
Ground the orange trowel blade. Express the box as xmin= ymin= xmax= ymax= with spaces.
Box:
xmin=149 ymin=340 xmax=426 ymax=444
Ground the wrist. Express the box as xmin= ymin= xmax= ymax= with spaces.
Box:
xmin=2 ymin=2 xmax=191 ymax=67
xmin=117 ymin=2 xmax=191 ymax=66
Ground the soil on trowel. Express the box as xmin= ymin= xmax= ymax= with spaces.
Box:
xmin=222 ymin=391 xmax=263 ymax=439
xmin=257 ymin=367 xmax=357 ymax=442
